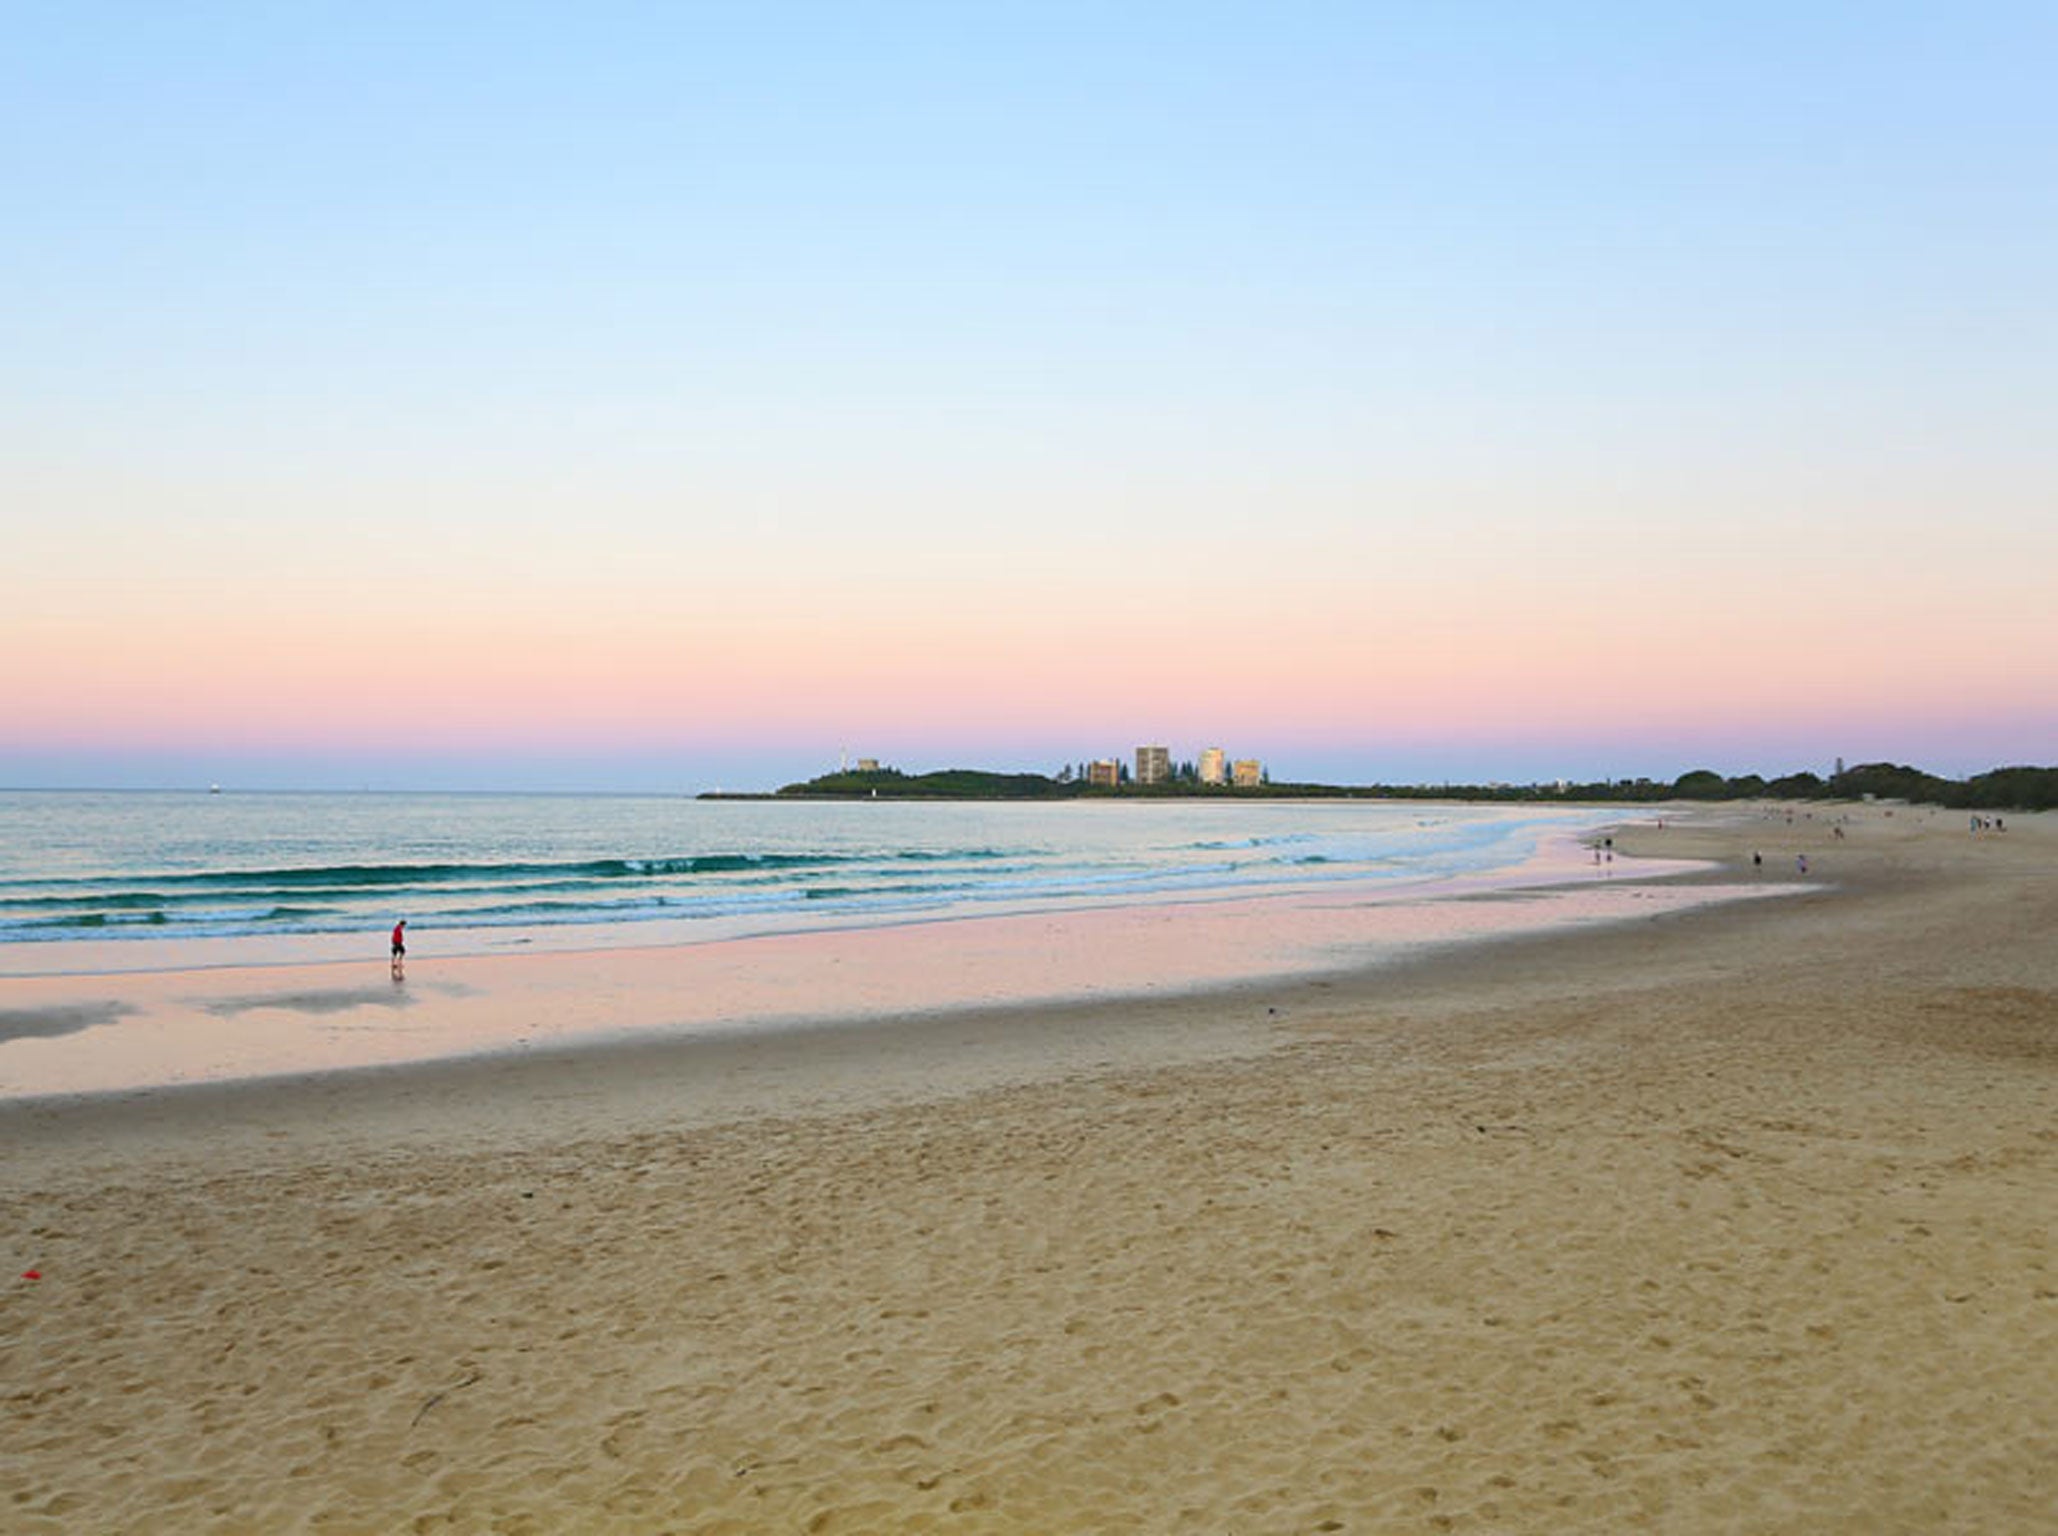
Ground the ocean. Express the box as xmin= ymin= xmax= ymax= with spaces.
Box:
xmin=1 ymin=791 xmax=1768 ymax=1097
xmin=0 ymin=790 xmax=1628 ymax=976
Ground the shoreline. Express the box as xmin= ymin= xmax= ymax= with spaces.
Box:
xmin=5 ymin=805 xmax=2052 ymax=1531
xmin=0 ymin=798 xmax=1652 ymax=984
xmin=0 ymin=823 xmax=1749 ymax=1105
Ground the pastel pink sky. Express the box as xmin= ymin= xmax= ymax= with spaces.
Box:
xmin=7 ymin=455 xmax=2051 ymax=788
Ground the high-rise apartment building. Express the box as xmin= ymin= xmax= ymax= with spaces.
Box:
xmin=1198 ymin=747 xmax=1227 ymax=786
xmin=1087 ymin=759 xmax=1121 ymax=788
xmin=1136 ymin=745 xmax=1171 ymax=785
xmin=1232 ymin=758 xmax=1263 ymax=788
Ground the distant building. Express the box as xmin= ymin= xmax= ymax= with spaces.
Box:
xmin=1087 ymin=759 xmax=1121 ymax=788
xmin=1136 ymin=745 xmax=1171 ymax=785
xmin=1198 ymin=747 xmax=1227 ymax=786
xmin=1232 ymin=758 xmax=1263 ymax=788
xmin=855 ymin=758 xmax=880 ymax=773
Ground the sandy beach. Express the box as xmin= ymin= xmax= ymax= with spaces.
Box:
xmin=3 ymin=805 xmax=2053 ymax=1533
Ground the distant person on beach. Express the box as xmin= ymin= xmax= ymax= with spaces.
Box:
xmin=390 ymin=919 xmax=407 ymax=977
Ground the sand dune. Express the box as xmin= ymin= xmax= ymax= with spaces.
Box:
xmin=4 ymin=805 xmax=2053 ymax=1532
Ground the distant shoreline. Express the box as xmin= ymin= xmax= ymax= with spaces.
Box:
xmin=714 ymin=760 xmax=2058 ymax=810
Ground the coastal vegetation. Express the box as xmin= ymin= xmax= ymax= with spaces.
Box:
xmin=763 ymin=767 xmax=1078 ymax=800
xmin=741 ymin=762 xmax=2058 ymax=811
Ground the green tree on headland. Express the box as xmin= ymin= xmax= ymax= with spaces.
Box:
xmin=1672 ymin=769 xmax=1730 ymax=799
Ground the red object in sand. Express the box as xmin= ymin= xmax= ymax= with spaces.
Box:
xmin=21 ymin=1270 xmax=40 ymax=1281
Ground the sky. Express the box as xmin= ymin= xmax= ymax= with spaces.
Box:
xmin=4 ymin=2 xmax=2054 ymax=792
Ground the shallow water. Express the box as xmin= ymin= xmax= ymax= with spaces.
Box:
xmin=0 ymin=834 xmax=1790 ymax=1099
xmin=1 ymin=791 xmax=1647 ymax=976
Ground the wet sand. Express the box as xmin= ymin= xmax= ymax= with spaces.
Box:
xmin=0 ymin=840 xmax=1735 ymax=1101
xmin=3 ymin=805 xmax=2053 ymax=1532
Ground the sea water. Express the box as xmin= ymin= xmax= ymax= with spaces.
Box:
xmin=1 ymin=791 xmax=1765 ymax=1097
xmin=0 ymin=790 xmax=1632 ymax=977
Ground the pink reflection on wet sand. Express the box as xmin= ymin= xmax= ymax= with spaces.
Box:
xmin=0 ymin=841 xmax=1788 ymax=1099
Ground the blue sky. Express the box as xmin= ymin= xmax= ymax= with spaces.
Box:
xmin=4 ymin=4 xmax=2054 ymax=790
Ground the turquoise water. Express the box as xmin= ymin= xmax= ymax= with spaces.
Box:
xmin=0 ymin=791 xmax=1622 ymax=971
xmin=0 ymin=792 xmax=1737 ymax=1097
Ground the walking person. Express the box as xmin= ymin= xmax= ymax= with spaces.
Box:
xmin=390 ymin=919 xmax=407 ymax=978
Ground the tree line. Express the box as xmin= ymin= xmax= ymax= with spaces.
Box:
xmin=761 ymin=761 xmax=2056 ymax=810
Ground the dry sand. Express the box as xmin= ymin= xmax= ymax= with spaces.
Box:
xmin=3 ymin=805 xmax=2053 ymax=1533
